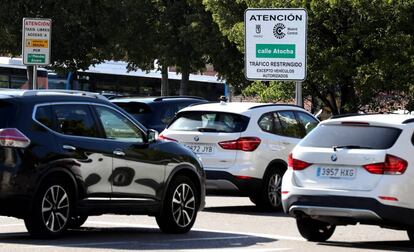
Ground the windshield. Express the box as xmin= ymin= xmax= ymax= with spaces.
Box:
xmin=299 ymin=124 xmax=402 ymax=150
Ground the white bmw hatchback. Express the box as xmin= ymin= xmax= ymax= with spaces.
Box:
xmin=282 ymin=114 xmax=414 ymax=242
xmin=160 ymin=102 xmax=318 ymax=210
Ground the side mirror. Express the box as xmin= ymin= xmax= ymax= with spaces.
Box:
xmin=147 ymin=129 xmax=159 ymax=143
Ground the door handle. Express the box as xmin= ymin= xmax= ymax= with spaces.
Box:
xmin=113 ymin=149 xmax=125 ymax=156
xmin=63 ymin=145 xmax=76 ymax=151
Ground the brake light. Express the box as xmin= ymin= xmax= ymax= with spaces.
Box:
xmin=158 ymin=134 xmax=178 ymax=142
xmin=218 ymin=137 xmax=261 ymax=152
xmin=288 ymin=153 xmax=312 ymax=170
xmin=0 ymin=128 xmax=30 ymax=148
xmin=363 ymin=154 xmax=408 ymax=175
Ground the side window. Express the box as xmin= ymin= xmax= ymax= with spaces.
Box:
xmin=277 ymin=111 xmax=302 ymax=138
xmin=296 ymin=112 xmax=319 ymax=136
xmin=258 ymin=113 xmax=274 ymax=133
xmin=95 ymin=106 xmax=144 ymax=143
xmin=53 ymin=105 xmax=98 ymax=137
xmin=35 ymin=106 xmax=53 ymax=128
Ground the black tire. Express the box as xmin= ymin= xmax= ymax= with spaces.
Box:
xmin=68 ymin=215 xmax=88 ymax=229
xmin=407 ymin=230 xmax=414 ymax=243
xmin=24 ymin=179 xmax=73 ymax=238
xmin=296 ymin=218 xmax=336 ymax=242
xmin=252 ymin=168 xmax=284 ymax=211
xmin=156 ymin=175 xmax=198 ymax=234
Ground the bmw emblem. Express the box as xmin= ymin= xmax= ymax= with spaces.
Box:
xmin=194 ymin=136 xmax=199 ymax=142
xmin=331 ymin=154 xmax=338 ymax=162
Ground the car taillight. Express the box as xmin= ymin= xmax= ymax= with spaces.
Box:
xmin=158 ymin=134 xmax=178 ymax=142
xmin=218 ymin=137 xmax=261 ymax=152
xmin=363 ymin=154 xmax=408 ymax=175
xmin=288 ymin=153 xmax=312 ymax=170
xmin=0 ymin=128 xmax=30 ymax=148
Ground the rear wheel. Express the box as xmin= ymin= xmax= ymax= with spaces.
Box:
xmin=156 ymin=175 xmax=198 ymax=233
xmin=296 ymin=218 xmax=336 ymax=242
xmin=407 ymin=229 xmax=414 ymax=243
xmin=24 ymin=179 xmax=73 ymax=238
xmin=251 ymin=168 xmax=284 ymax=211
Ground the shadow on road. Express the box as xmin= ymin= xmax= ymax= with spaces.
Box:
xmin=0 ymin=226 xmax=278 ymax=250
xmin=203 ymin=205 xmax=289 ymax=217
xmin=318 ymin=240 xmax=414 ymax=252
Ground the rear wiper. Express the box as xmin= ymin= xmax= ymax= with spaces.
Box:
xmin=197 ymin=127 xmax=225 ymax=132
xmin=333 ymin=145 xmax=372 ymax=151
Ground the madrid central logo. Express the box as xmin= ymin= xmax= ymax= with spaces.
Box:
xmin=273 ymin=23 xmax=286 ymax=39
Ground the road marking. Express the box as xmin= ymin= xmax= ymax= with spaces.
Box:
xmin=0 ymin=220 xmax=299 ymax=250
xmin=86 ymin=220 xmax=305 ymax=242
xmin=0 ymin=224 xmax=24 ymax=227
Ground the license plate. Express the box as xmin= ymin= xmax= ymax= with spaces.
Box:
xmin=317 ymin=167 xmax=356 ymax=179
xmin=184 ymin=144 xmax=215 ymax=154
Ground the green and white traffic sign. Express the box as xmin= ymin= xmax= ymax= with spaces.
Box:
xmin=22 ymin=18 xmax=52 ymax=65
xmin=244 ymin=9 xmax=307 ymax=81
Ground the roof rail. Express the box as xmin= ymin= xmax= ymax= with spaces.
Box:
xmin=153 ymin=96 xmax=206 ymax=101
xmin=329 ymin=113 xmax=380 ymax=119
xmin=21 ymin=89 xmax=108 ymax=100
xmin=248 ymin=103 xmax=303 ymax=110
xmin=402 ymin=118 xmax=414 ymax=124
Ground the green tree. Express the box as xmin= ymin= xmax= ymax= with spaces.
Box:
xmin=204 ymin=0 xmax=414 ymax=114
xmin=0 ymin=0 xmax=122 ymax=72
xmin=242 ymin=81 xmax=294 ymax=102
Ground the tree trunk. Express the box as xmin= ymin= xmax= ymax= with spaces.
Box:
xmin=179 ymin=64 xmax=190 ymax=96
xmin=340 ymin=83 xmax=358 ymax=113
xmin=161 ymin=65 xmax=169 ymax=96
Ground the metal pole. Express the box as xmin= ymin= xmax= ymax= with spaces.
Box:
xmin=33 ymin=65 xmax=37 ymax=89
xmin=295 ymin=81 xmax=303 ymax=107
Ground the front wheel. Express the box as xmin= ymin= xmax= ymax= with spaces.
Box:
xmin=24 ymin=179 xmax=73 ymax=238
xmin=156 ymin=175 xmax=198 ymax=233
xmin=296 ymin=218 xmax=336 ymax=242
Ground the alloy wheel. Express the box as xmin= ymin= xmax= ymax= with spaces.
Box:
xmin=267 ymin=173 xmax=282 ymax=207
xmin=171 ymin=183 xmax=195 ymax=227
xmin=41 ymin=185 xmax=70 ymax=232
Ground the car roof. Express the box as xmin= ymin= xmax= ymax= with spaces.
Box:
xmin=0 ymin=89 xmax=107 ymax=100
xmin=111 ymin=96 xmax=206 ymax=104
xmin=324 ymin=114 xmax=414 ymax=127
xmin=179 ymin=102 xmax=304 ymax=114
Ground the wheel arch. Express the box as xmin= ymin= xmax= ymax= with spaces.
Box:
xmin=33 ymin=167 xmax=79 ymax=205
xmin=263 ymin=159 xmax=288 ymax=179
xmin=160 ymin=165 xmax=203 ymax=212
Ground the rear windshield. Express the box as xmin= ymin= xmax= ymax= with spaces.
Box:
xmin=299 ymin=124 xmax=402 ymax=149
xmin=168 ymin=111 xmax=249 ymax=133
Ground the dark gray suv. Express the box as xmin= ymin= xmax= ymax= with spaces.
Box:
xmin=0 ymin=89 xmax=205 ymax=238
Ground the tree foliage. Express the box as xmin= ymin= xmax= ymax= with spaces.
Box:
xmin=204 ymin=0 xmax=414 ymax=114
xmin=0 ymin=0 xmax=122 ymax=72
xmin=242 ymin=81 xmax=294 ymax=102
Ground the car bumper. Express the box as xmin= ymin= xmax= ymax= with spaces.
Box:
xmin=205 ymin=170 xmax=262 ymax=196
xmin=284 ymin=195 xmax=414 ymax=229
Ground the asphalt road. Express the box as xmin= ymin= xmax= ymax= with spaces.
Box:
xmin=0 ymin=196 xmax=412 ymax=252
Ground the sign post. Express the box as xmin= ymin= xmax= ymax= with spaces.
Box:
xmin=22 ymin=18 xmax=52 ymax=89
xmin=244 ymin=9 xmax=307 ymax=106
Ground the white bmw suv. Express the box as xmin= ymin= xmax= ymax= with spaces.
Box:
xmin=282 ymin=114 xmax=414 ymax=242
xmin=159 ymin=102 xmax=319 ymax=210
